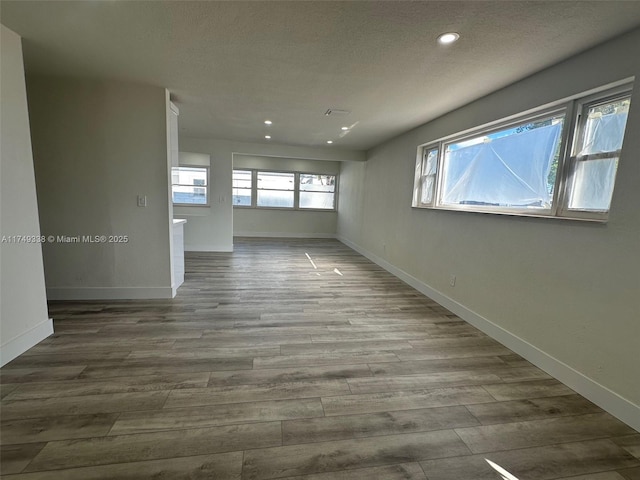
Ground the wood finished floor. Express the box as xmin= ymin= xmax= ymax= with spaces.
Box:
xmin=1 ymin=238 xmax=639 ymax=479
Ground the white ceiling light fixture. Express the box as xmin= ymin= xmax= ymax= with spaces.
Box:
xmin=437 ymin=32 xmax=460 ymax=45
xmin=264 ymin=120 xmax=272 ymax=125
xmin=341 ymin=126 xmax=349 ymax=131
xmin=326 ymin=140 xmax=333 ymax=144
xmin=265 ymin=135 xmax=271 ymax=139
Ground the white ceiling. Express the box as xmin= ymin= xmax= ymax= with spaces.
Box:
xmin=2 ymin=1 xmax=640 ymax=150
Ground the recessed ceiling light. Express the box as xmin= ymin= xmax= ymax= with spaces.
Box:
xmin=265 ymin=135 xmax=271 ymax=139
xmin=341 ymin=126 xmax=349 ymax=131
xmin=326 ymin=140 xmax=333 ymax=144
xmin=264 ymin=120 xmax=272 ymax=125
xmin=437 ymin=32 xmax=460 ymax=45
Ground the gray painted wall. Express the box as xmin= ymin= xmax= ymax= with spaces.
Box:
xmin=0 ymin=25 xmax=52 ymax=365
xmin=338 ymin=29 xmax=640 ymax=428
xmin=26 ymin=76 xmax=174 ymax=299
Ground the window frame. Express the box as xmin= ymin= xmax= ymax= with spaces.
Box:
xmin=232 ymin=168 xmax=338 ymax=211
xmin=298 ymin=173 xmax=337 ymax=210
xmin=437 ymin=107 xmax=569 ymax=217
xmin=232 ymin=169 xmax=254 ymax=208
xmin=256 ymin=170 xmax=296 ymax=209
xmin=413 ymin=82 xmax=633 ymax=222
xmin=172 ymin=165 xmax=210 ymax=207
xmin=555 ymin=88 xmax=632 ymax=221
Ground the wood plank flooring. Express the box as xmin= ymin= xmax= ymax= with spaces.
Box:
xmin=1 ymin=238 xmax=638 ymax=479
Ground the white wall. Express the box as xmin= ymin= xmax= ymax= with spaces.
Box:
xmin=233 ymin=155 xmax=339 ymax=238
xmin=26 ymin=76 xmax=174 ymax=299
xmin=338 ymin=29 xmax=640 ymax=431
xmin=0 ymin=25 xmax=52 ymax=365
xmin=177 ymin=137 xmax=364 ymax=251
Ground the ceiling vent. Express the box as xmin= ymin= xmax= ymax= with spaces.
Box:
xmin=324 ymin=108 xmax=351 ymax=116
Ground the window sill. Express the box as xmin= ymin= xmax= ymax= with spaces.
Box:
xmin=233 ymin=205 xmax=337 ymax=213
xmin=412 ymin=204 xmax=608 ymax=223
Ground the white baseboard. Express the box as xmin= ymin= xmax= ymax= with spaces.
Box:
xmin=337 ymin=235 xmax=640 ymax=433
xmin=46 ymin=287 xmax=174 ymax=300
xmin=233 ymin=232 xmax=337 ymax=239
xmin=185 ymin=243 xmax=234 ymax=252
xmin=0 ymin=318 xmax=54 ymax=366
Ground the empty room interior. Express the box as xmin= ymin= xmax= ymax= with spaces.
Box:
xmin=1 ymin=1 xmax=640 ymax=479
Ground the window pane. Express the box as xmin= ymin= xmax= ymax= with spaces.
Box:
xmin=172 ymin=166 xmax=208 ymax=205
xmin=577 ymin=98 xmax=630 ymax=156
xmin=172 ymin=185 xmax=207 ymax=204
xmin=420 ymin=148 xmax=438 ymax=205
xmin=300 ymin=174 xmax=336 ymax=192
xmin=257 ymin=190 xmax=294 ymax=208
xmin=172 ymin=167 xmax=207 ymax=186
xmin=257 ymin=171 xmax=294 ymax=208
xmin=233 ymin=170 xmax=252 ymax=206
xmin=258 ymin=171 xmax=294 ymax=190
xmin=300 ymin=192 xmax=335 ymax=209
xmin=568 ymin=157 xmax=618 ymax=211
xmin=420 ymin=175 xmax=436 ymax=204
xmin=567 ymin=96 xmax=630 ymax=213
xmin=440 ymin=115 xmax=564 ymax=209
xmin=423 ymin=148 xmax=438 ymax=176
xmin=233 ymin=188 xmax=252 ymax=206
xmin=233 ymin=170 xmax=252 ymax=189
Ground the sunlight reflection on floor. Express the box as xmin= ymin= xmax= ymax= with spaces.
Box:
xmin=486 ymin=459 xmax=520 ymax=480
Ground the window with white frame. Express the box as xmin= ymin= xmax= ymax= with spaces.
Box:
xmin=565 ymin=94 xmax=630 ymax=215
xmin=172 ymin=166 xmax=209 ymax=205
xmin=257 ymin=171 xmax=295 ymax=208
xmin=232 ymin=169 xmax=337 ymax=210
xmin=299 ymin=174 xmax=336 ymax=210
xmin=412 ymin=83 xmax=632 ymax=221
xmin=232 ymin=169 xmax=252 ymax=206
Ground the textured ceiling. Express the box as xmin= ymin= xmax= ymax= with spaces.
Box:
xmin=2 ymin=1 xmax=640 ymax=150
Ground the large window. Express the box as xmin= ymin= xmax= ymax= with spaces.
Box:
xmin=172 ymin=166 xmax=209 ymax=205
xmin=233 ymin=169 xmax=337 ymax=210
xmin=413 ymin=84 xmax=632 ymax=221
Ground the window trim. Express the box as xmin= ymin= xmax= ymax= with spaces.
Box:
xmin=436 ymin=107 xmax=568 ymax=217
xmin=298 ymin=173 xmax=337 ymax=210
xmin=232 ymin=169 xmax=254 ymax=208
xmin=172 ymin=165 xmax=210 ymax=207
xmin=413 ymin=82 xmax=633 ymax=222
xmin=232 ymin=168 xmax=338 ymax=211
xmin=256 ymin=170 xmax=296 ymax=209
xmin=556 ymin=88 xmax=632 ymax=221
